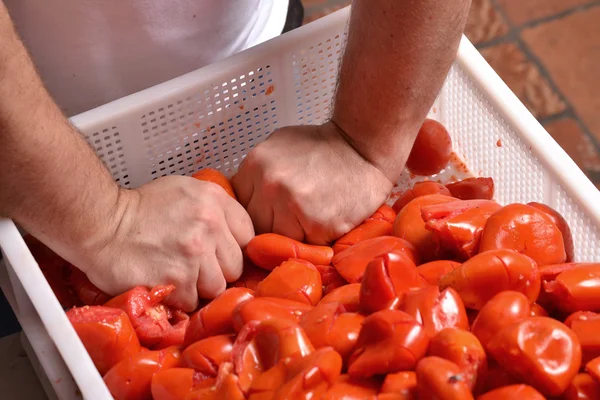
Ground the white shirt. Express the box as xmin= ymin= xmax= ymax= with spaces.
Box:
xmin=5 ymin=0 xmax=287 ymax=116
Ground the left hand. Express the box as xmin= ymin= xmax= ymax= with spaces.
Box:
xmin=231 ymin=121 xmax=394 ymax=245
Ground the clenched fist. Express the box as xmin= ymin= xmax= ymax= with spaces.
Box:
xmin=232 ymin=122 xmax=393 ymax=245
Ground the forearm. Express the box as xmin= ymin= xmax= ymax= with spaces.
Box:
xmin=331 ymin=0 xmax=471 ymax=181
xmin=0 ymin=3 xmax=124 ymax=270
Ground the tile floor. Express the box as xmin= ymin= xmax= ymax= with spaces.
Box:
xmin=303 ymin=0 xmax=600 ymax=190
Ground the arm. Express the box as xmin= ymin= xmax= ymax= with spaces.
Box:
xmin=332 ymin=0 xmax=471 ymax=182
xmin=0 ymin=2 xmax=254 ymax=311
xmin=233 ymin=0 xmax=471 ymax=244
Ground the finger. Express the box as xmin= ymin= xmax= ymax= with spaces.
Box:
xmin=246 ymin=195 xmax=274 ymax=236
xmin=164 ymin=280 xmax=200 ymax=313
xmin=196 ymin=253 xmax=227 ymax=300
xmin=215 ymin=229 xmax=244 ymax=282
xmin=221 ymin=195 xmax=256 ymax=248
xmin=230 ymin=163 xmax=254 ymax=208
xmin=271 ymin=202 xmax=305 ymax=242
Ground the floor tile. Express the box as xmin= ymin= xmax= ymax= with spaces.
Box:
xmin=480 ymin=42 xmax=566 ymax=118
xmin=543 ymin=117 xmax=600 ymax=173
xmin=0 ymin=334 xmax=48 ymax=400
xmin=465 ymin=0 xmax=510 ymax=45
xmin=521 ymin=6 xmax=600 ymax=143
xmin=497 ymin=0 xmax=592 ymax=25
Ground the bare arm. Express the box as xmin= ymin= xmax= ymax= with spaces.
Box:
xmin=332 ymin=0 xmax=471 ymax=181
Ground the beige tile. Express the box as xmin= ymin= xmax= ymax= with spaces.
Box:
xmin=522 ymin=7 xmax=600 ymax=144
xmin=498 ymin=0 xmax=592 ymax=25
xmin=481 ymin=42 xmax=566 ymax=118
xmin=544 ymin=117 xmax=600 ymax=173
xmin=464 ymin=0 xmax=510 ymax=45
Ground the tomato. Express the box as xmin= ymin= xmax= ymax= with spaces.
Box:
xmin=405 ymin=119 xmax=453 ymax=176
xmin=470 ymin=291 xmax=531 ymax=351
xmin=231 ymin=297 xmax=313 ymax=332
xmin=381 ymin=371 xmax=417 ymax=397
xmin=428 ymin=327 xmax=487 ymax=391
xmin=393 ymin=194 xmax=460 ymax=261
xmin=315 ymin=264 xmax=348 ymax=295
xmin=563 ymin=373 xmax=600 ymax=400
xmin=478 ymin=361 xmax=521 ymax=394
xmin=150 ymin=368 xmax=211 ymax=400
xmin=333 ymin=205 xmax=396 ymax=254
xmin=476 ymin=384 xmax=545 ymax=400
xmin=527 ymin=202 xmax=574 ymax=262
xmin=246 ymin=233 xmax=334 ymax=271
xmin=192 ymin=167 xmax=237 ymax=199
xmin=486 ymin=316 xmax=582 ymax=396
xmin=322 ymin=375 xmax=380 ymax=399
xmin=439 ymin=249 xmax=540 ymax=310
xmin=319 ymin=283 xmax=361 ymax=312
xmin=359 ymin=251 xmax=426 ymax=314
xmin=66 ymin=306 xmax=141 ymax=375
xmin=300 ymin=301 xmax=364 ymax=362
xmin=348 ymin=310 xmax=429 ymax=378
xmin=529 ymin=303 xmax=548 ymax=317
xmin=103 ymin=346 xmax=181 ymax=400
xmin=445 ymin=177 xmax=494 ymax=201
xmin=185 ymin=362 xmax=244 ymax=400
xmin=564 ymin=311 xmax=600 ymax=364
xmin=415 ymin=356 xmax=474 ymax=400
xmin=417 ymin=260 xmax=461 ymax=286
xmin=103 ymin=285 xmax=189 ymax=350
xmin=332 ymin=236 xmax=419 ymax=283
xmin=543 ymin=263 xmax=600 ymax=313
xmin=421 ymin=199 xmax=502 ymax=260
xmin=399 ymin=286 xmax=469 ymax=337
xmin=479 ymin=203 xmax=567 ymax=266
xmin=586 ymin=356 xmax=600 ymax=382
xmin=69 ymin=267 xmax=111 ymax=306
xmin=230 ymin=261 xmax=269 ymax=291
xmin=181 ymin=334 xmax=235 ymax=376
xmin=185 ymin=287 xmax=254 ymax=346
xmin=392 ymin=181 xmax=452 ymax=213
xmin=255 ymin=259 xmax=322 ymax=305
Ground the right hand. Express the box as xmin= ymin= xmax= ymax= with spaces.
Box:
xmin=80 ymin=175 xmax=254 ymax=312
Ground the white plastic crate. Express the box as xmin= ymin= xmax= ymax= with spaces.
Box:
xmin=1 ymin=6 xmax=600 ymax=400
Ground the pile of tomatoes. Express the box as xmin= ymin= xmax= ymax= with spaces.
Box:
xmin=25 ymin=119 xmax=600 ymax=399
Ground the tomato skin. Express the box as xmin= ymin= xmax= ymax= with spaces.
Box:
xmin=439 ymin=249 xmax=540 ymax=310
xmin=332 ymin=236 xmax=419 ymax=283
xmin=185 ymin=287 xmax=254 ymax=346
xmin=475 ymin=384 xmax=545 ymax=400
xmin=192 ymin=168 xmax=237 ymax=199
xmin=348 ymin=310 xmax=430 ymax=378
xmin=543 ymin=263 xmax=600 ymax=314
xmin=255 ymin=259 xmax=322 ymax=305
xmin=563 ymin=373 xmax=600 ymax=400
xmin=479 ymin=203 xmax=567 ymax=266
xmin=405 ymin=119 xmax=453 ymax=176
xmin=246 ymin=233 xmax=334 ymax=271
xmin=392 ymin=194 xmax=460 ymax=262
xmin=415 ymin=356 xmax=474 ymax=400
xmin=181 ymin=334 xmax=235 ymax=376
xmin=333 ymin=205 xmax=397 ymax=254
xmin=487 ymin=316 xmax=582 ymax=396
xmin=392 ymin=181 xmax=452 ymax=213
xmin=428 ymin=327 xmax=487 ymax=391
xmin=103 ymin=346 xmax=181 ymax=400
xmin=445 ymin=177 xmax=495 ymax=201
xmin=527 ymin=201 xmax=574 ymax=262
xmin=66 ymin=306 xmax=141 ymax=375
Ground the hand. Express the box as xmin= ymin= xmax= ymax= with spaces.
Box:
xmin=79 ymin=175 xmax=254 ymax=312
xmin=231 ymin=121 xmax=393 ymax=245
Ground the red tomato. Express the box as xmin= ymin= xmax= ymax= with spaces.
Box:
xmin=428 ymin=327 xmax=487 ymax=391
xmin=439 ymin=249 xmax=540 ymax=310
xmin=415 ymin=356 xmax=474 ymax=399
xmin=563 ymin=373 xmax=600 ymax=400
xmin=231 ymin=297 xmax=313 ymax=332
xmin=230 ymin=261 xmax=269 ymax=291
xmin=192 ymin=168 xmax=237 ymax=200
xmin=470 ymin=291 xmax=531 ymax=351
xmin=314 ymin=264 xmax=348 ymax=295
xmin=185 ymin=287 xmax=254 ymax=346
xmin=445 ymin=177 xmax=494 ymax=201
xmin=181 ymin=334 xmax=235 ymax=376
xmin=103 ymin=346 xmax=181 ymax=400
xmin=421 ymin=199 xmax=502 ymax=260
xmin=332 ymin=236 xmax=419 ymax=283
xmin=66 ymin=306 xmax=141 ymax=375
xmin=527 ymin=202 xmax=574 ymax=262
xmin=69 ymin=267 xmax=110 ymax=306
xmin=322 ymin=375 xmax=380 ymax=399
xmin=319 ymin=283 xmax=361 ymax=312
xmin=476 ymin=384 xmax=545 ymax=400
xmin=479 ymin=203 xmax=567 ymax=266
xmin=478 ymin=361 xmax=521 ymax=394
xmin=486 ymin=316 xmax=582 ymax=396
xmin=392 ymin=194 xmax=459 ymax=262
xmin=333 ymin=205 xmax=397 ymax=254
xmin=150 ymin=368 xmax=210 ymax=400
xmin=186 ymin=362 xmax=244 ymax=400
xmin=543 ymin=263 xmax=600 ymax=313
xmin=255 ymin=259 xmax=322 ymax=305
xmin=381 ymin=371 xmax=417 ymax=397
xmin=246 ymin=233 xmax=334 ymax=271
xmin=586 ymin=356 xmax=600 ymax=382
xmin=564 ymin=311 xmax=600 ymax=364
xmin=405 ymin=119 xmax=453 ymax=176
xmin=348 ymin=310 xmax=429 ymax=378
xmin=104 ymin=285 xmax=190 ymax=349
xmin=417 ymin=260 xmax=461 ymax=286
xmin=392 ymin=181 xmax=452 ymax=213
